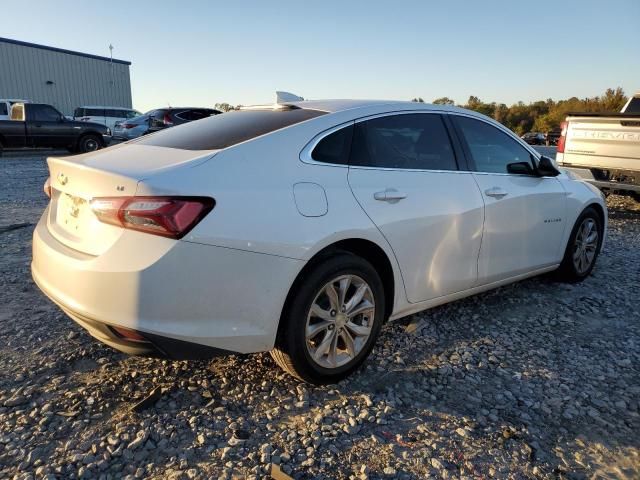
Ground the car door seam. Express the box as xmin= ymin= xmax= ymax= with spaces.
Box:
xmin=346 ymin=166 xmax=411 ymax=306
xmin=470 ymin=173 xmax=487 ymax=286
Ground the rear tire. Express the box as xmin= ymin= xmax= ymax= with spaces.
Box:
xmin=78 ymin=134 xmax=101 ymax=153
xmin=271 ymin=252 xmax=385 ymax=384
xmin=556 ymin=207 xmax=603 ymax=282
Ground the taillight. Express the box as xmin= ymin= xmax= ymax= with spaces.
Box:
xmin=163 ymin=112 xmax=173 ymax=126
xmin=43 ymin=177 xmax=51 ymax=198
xmin=89 ymin=196 xmax=214 ymax=239
xmin=123 ymin=123 xmax=136 ymax=129
xmin=557 ymin=121 xmax=568 ymax=153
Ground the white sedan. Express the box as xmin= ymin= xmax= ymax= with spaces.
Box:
xmin=32 ymin=97 xmax=607 ymax=384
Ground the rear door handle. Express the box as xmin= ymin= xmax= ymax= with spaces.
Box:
xmin=484 ymin=187 xmax=509 ymax=199
xmin=374 ymin=188 xmax=407 ymax=202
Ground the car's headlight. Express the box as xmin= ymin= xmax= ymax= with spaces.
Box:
xmin=106 ymin=128 xmax=112 ymax=136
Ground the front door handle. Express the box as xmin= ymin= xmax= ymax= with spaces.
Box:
xmin=484 ymin=187 xmax=509 ymax=199
xmin=374 ymin=188 xmax=407 ymax=202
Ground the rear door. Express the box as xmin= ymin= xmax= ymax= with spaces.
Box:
xmin=451 ymin=114 xmax=566 ymax=284
xmin=347 ymin=112 xmax=484 ymax=303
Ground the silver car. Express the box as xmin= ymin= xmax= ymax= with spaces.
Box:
xmin=113 ymin=114 xmax=149 ymax=140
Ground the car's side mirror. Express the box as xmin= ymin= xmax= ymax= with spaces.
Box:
xmin=537 ymin=155 xmax=561 ymax=177
xmin=507 ymin=161 xmax=534 ymax=175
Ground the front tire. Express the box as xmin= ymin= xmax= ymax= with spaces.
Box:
xmin=78 ymin=134 xmax=101 ymax=153
xmin=556 ymin=207 xmax=603 ymax=282
xmin=271 ymin=253 xmax=385 ymax=384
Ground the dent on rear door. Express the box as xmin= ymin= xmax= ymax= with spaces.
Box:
xmin=348 ymin=167 xmax=485 ymax=303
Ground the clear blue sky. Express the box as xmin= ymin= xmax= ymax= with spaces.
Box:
xmin=5 ymin=0 xmax=639 ymax=111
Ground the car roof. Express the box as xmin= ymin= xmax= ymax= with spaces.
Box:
xmin=77 ymin=106 xmax=138 ymax=110
xmin=251 ymin=99 xmax=470 ymax=115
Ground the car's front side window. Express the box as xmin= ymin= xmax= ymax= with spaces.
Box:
xmin=455 ymin=116 xmax=535 ymax=174
xmin=31 ymin=105 xmax=62 ymax=122
xmin=350 ymin=113 xmax=458 ymax=170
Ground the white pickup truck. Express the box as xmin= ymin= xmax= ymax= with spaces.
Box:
xmin=556 ymin=92 xmax=640 ymax=201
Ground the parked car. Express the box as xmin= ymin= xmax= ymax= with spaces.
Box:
xmin=113 ymin=114 xmax=150 ymax=140
xmin=32 ymin=97 xmax=607 ymax=384
xmin=545 ymin=129 xmax=561 ymax=146
xmin=0 ymin=102 xmax=111 ymax=153
xmin=0 ymin=98 xmax=29 ymax=120
xmin=146 ymin=107 xmax=221 ymax=134
xmin=74 ymin=106 xmax=142 ymax=131
xmin=556 ymin=91 xmax=640 ymax=202
xmin=521 ymin=132 xmax=546 ymax=145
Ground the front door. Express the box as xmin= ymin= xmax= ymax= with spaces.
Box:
xmin=452 ymin=114 xmax=567 ymax=284
xmin=347 ymin=112 xmax=485 ymax=303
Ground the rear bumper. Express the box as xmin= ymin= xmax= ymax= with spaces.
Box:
xmin=32 ymin=208 xmax=304 ymax=356
xmin=560 ymin=165 xmax=640 ymax=193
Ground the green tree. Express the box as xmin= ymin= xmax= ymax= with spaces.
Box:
xmin=214 ymin=102 xmax=236 ymax=112
xmin=411 ymin=97 xmax=425 ymax=103
xmin=432 ymin=97 xmax=455 ymax=105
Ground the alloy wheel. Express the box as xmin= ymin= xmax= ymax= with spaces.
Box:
xmin=305 ymin=274 xmax=375 ymax=369
xmin=572 ymin=218 xmax=598 ymax=274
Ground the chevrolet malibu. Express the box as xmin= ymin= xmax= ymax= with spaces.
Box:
xmin=32 ymin=98 xmax=607 ymax=384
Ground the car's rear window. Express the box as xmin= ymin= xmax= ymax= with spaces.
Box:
xmin=625 ymin=97 xmax=640 ymax=113
xmin=135 ymin=108 xmax=327 ymax=150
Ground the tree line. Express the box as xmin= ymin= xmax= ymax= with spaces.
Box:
xmin=215 ymin=87 xmax=629 ymax=136
xmin=412 ymin=87 xmax=629 ymax=135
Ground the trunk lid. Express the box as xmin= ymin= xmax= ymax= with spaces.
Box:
xmin=46 ymin=144 xmax=217 ymax=255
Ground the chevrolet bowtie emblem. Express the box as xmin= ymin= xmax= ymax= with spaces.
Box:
xmin=58 ymin=173 xmax=68 ymax=186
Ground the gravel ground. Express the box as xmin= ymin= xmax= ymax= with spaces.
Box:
xmin=1 ymin=153 xmax=639 ymax=480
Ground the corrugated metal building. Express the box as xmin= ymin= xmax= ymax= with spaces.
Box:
xmin=0 ymin=37 xmax=132 ymax=115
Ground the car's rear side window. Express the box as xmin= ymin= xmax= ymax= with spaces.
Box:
xmin=311 ymin=125 xmax=353 ymax=165
xmin=350 ymin=113 xmax=458 ymax=170
xmin=0 ymin=103 xmax=7 ymax=116
xmin=136 ymin=108 xmax=327 ymax=150
xmin=86 ymin=108 xmax=105 ymax=117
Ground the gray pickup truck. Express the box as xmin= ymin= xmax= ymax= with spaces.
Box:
xmin=0 ymin=102 xmax=112 ymax=154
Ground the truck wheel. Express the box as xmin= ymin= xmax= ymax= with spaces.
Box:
xmin=271 ymin=252 xmax=385 ymax=384
xmin=78 ymin=135 xmax=101 ymax=153
xmin=556 ymin=207 xmax=603 ymax=283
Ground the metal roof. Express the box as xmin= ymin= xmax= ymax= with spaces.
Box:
xmin=0 ymin=37 xmax=132 ymax=65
